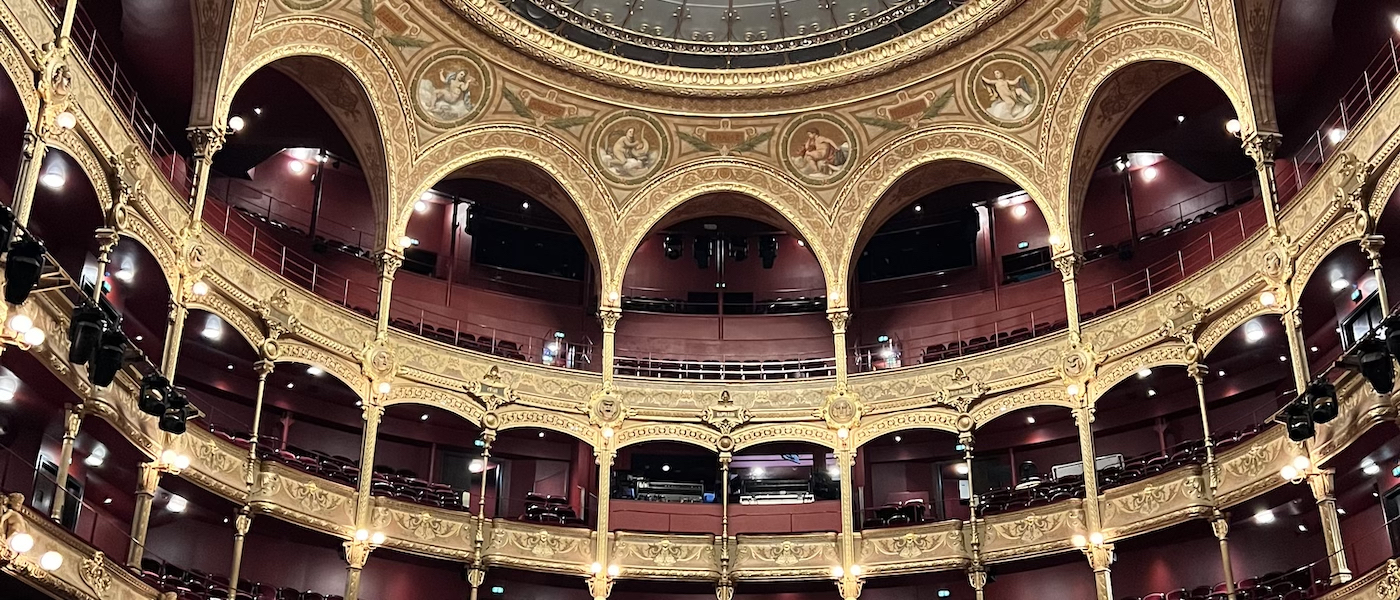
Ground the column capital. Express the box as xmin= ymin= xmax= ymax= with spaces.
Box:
xmin=136 ymin=462 xmax=161 ymax=494
xmin=1242 ymin=132 xmax=1283 ymax=167
xmin=586 ymin=573 xmax=614 ymax=600
xmin=1210 ymin=512 xmax=1229 ymax=541
xmin=361 ymin=400 xmax=386 ymax=423
xmin=1053 ymin=250 xmax=1081 ymax=282
xmin=1083 ymin=542 xmax=1114 ymax=572
xmin=375 ymin=250 xmax=404 ymax=280
xmin=343 ymin=539 xmax=374 ymax=570
xmin=186 ymin=126 xmax=227 ymax=160
xmin=1186 ymin=362 xmax=1209 ymax=384
xmin=598 ymin=307 xmax=622 ymax=333
xmin=465 ymin=566 xmax=486 ymax=587
xmin=1308 ymin=468 xmax=1336 ymax=502
xmin=827 ymin=309 xmax=851 ymax=335
xmin=233 ymin=509 xmax=253 ymax=536
xmin=254 ymin=359 xmax=276 ymax=378
xmin=62 ymin=403 xmax=84 ymax=439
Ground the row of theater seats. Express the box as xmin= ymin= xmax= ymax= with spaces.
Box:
xmin=139 ymin=557 xmax=349 ymax=600
xmin=613 ymin=356 xmax=837 ymax=380
xmin=387 ymin=317 xmax=531 ymax=361
xmin=862 ymin=498 xmax=928 ymax=529
xmin=1084 ymin=191 xmax=1257 ymax=264
xmin=521 ymin=492 xmax=586 ymax=526
xmin=978 ymin=425 xmax=1265 ymax=516
xmin=1123 ymin=563 xmax=1332 ymax=600
xmin=621 ymin=296 xmax=826 ymax=315
xmin=916 ymin=320 xmax=1070 ymax=364
xmin=207 ymin=424 xmax=467 ymax=510
xmin=229 ymin=204 xmax=373 ymax=260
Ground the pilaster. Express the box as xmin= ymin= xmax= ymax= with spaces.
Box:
xmin=1308 ymin=469 xmax=1352 ymax=584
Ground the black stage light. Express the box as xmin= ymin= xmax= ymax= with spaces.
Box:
xmin=139 ymin=372 xmax=170 ymax=417
xmin=3 ymin=237 xmax=46 ymax=305
xmin=730 ymin=237 xmax=748 ymax=261
xmin=1285 ymin=399 xmax=1315 ymax=442
xmin=160 ymin=388 xmax=192 ymax=434
xmin=89 ymin=329 xmax=128 ymax=387
xmin=663 ymin=234 xmax=683 ymax=260
xmin=1385 ymin=315 xmax=1400 ymax=361
xmin=1357 ymin=338 xmax=1395 ymax=394
xmin=759 ymin=236 xmax=778 ymax=269
xmin=1307 ymin=380 xmax=1338 ymax=424
xmin=694 ymin=235 xmax=712 ymax=269
xmin=0 ymin=204 xmax=14 ymax=250
xmin=67 ymin=304 xmax=107 ymax=365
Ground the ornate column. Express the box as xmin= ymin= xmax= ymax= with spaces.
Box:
xmin=828 ymin=309 xmax=851 ymax=380
xmin=466 ymin=428 xmax=495 ymax=600
xmin=1281 ymin=303 xmax=1311 ymax=395
xmin=185 ymin=126 xmax=227 ymax=233
xmin=1361 ymin=235 xmax=1389 ymax=316
xmin=160 ymin=295 xmax=190 ymax=379
xmin=343 ymin=531 xmax=382 ymax=600
xmin=599 ymin=307 xmax=621 ymax=386
xmin=1210 ymin=513 xmax=1237 ymax=598
xmin=1054 ymin=252 xmax=1083 ymax=345
xmin=834 ymin=441 xmax=862 ymax=600
xmin=588 ymin=436 xmax=616 ymax=600
xmin=49 ymin=403 xmax=83 ymax=521
xmin=962 ymin=430 xmax=988 ymax=600
xmin=12 ymin=48 xmax=76 ymax=228
xmin=226 ymin=507 xmax=253 ymax=590
xmin=717 ymin=453 xmax=733 ymax=600
xmin=126 ymin=461 xmax=161 ymax=568
xmin=1308 ymin=470 xmax=1352 ymax=584
xmin=353 ymin=399 xmax=385 ymax=530
xmin=1242 ymin=132 xmax=1284 ymax=233
xmin=1187 ymin=364 xmax=1219 ymax=490
xmin=1071 ymin=387 xmax=1113 ymax=600
xmin=373 ymin=251 xmax=402 ymax=340
xmin=246 ymin=359 xmax=274 ymax=485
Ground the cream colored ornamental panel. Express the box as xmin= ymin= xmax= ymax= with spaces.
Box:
xmin=611 ymin=531 xmax=721 ymax=579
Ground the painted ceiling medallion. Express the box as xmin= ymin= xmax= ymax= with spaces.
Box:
xmin=965 ymin=52 xmax=1046 ymax=130
xmin=781 ymin=113 xmax=858 ymax=187
xmin=591 ymin=111 xmax=669 ymax=185
xmin=412 ymin=50 xmax=492 ymax=129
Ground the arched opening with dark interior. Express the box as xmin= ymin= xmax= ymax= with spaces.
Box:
xmin=1070 ymin=64 xmax=1261 ymax=321
xmin=855 ymin=428 xmax=964 ymax=530
xmin=492 ymin=426 xmax=596 ymax=527
xmin=849 ymin=161 xmax=1068 ymax=371
xmin=729 ymin=441 xmax=840 ymax=534
xmin=969 ymin=405 xmax=1083 ymax=517
xmin=388 ymin=162 xmax=603 ymax=368
xmin=616 ymin=193 xmax=832 ymax=379
xmin=609 ymin=440 xmax=720 ymax=534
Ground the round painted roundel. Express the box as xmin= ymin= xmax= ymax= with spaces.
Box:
xmin=965 ymin=53 xmax=1046 ymax=130
xmin=412 ymin=50 xmax=492 ymax=129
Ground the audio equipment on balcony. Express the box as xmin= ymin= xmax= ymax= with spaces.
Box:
xmin=738 ymin=478 xmax=814 ymax=505
xmin=1050 ymin=454 xmax=1124 ymax=480
xmin=635 ymin=479 xmax=705 ymax=503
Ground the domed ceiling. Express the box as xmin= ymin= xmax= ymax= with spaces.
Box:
xmin=501 ymin=0 xmax=961 ymax=68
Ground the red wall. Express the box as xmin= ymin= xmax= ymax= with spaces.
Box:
xmin=624 ymin=235 xmax=824 ymax=299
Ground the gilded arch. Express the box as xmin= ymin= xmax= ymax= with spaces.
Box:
xmin=400 ymin=124 xmax=614 ymax=288
xmin=45 ymin=135 xmax=114 ymax=213
xmin=614 ymin=158 xmax=835 ymax=303
xmin=853 ymin=410 xmax=962 ymax=448
xmin=275 ymin=340 xmax=371 ymax=400
xmin=613 ymin=423 xmax=721 ymax=452
xmin=496 ymin=408 xmax=595 ymax=446
xmin=1086 ymin=345 xmax=1192 ymax=405
xmin=382 ymin=385 xmax=486 ymax=426
xmin=217 ymin=19 xmax=413 ymax=252
xmin=730 ymin=423 xmax=838 ymax=452
xmin=1042 ymin=24 xmax=1250 ymax=248
xmin=1196 ymin=297 xmax=1284 ymax=360
xmin=970 ymin=386 xmax=1078 ymax=429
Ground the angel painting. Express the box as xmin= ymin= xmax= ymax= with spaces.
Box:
xmin=979 ymin=68 xmax=1036 ymax=122
xmin=417 ymin=68 xmax=476 ymax=123
xmin=598 ymin=121 xmax=662 ymax=180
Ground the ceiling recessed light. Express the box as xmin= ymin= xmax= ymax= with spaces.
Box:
xmin=167 ymin=495 xmax=188 ymax=513
xmin=288 ymin=160 xmax=306 ymax=174
xmin=1137 ymin=368 xmax=1152 ymax=379
xmin=538 ymin=431 xmax=545 ymax=438
xmin=1026 ymin=416 xmax=1036 ymax=424
xmin=1011 ymin=204 xmax=1028 ymax=218
xmin=1337 ymin=507 xmax=1347 ymax=516
xmin=893 ymin=435 xmax=902 ymax=442
xmin=1254 ymin=510 xmax=1275 ymax=524
xmin=521 ymin=201 xmax=530 ymax=210
xmin=414 ymin=200 xmax=428 ymax=213
xmin=286 ymin=382 xmax=294 ymax=389
xmin=1146 ymin=389 xmax=1156 ymax=397
xmin=1279 ymin=355 xmax=1288 ymax=362
xmin=420 ymin=414 xmax=429 ymax=421
xmin=913 ymin=205 xmax=922 ymax=212
xmin=1310 ymin=346 xmax=1318 ymax=352
xmin=306 ymin=366 xmax=324 ymax=376
xmin=1176 ymin=114 xmax=1186 ymax=123
xmin=135 ymin=335 xmax=143 ymax=342
xmin=103 ymin=497 xmax=112 ymax=504
xmin=661 ymin=464 xmax=671 ymax=472
xmin=227 ymin=364 xmax=234 ymax=370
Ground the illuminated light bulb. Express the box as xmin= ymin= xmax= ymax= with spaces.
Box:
xmin=1071 ymin=534 xmax=1087 ymax=547
xmin=1331 ymin=278 xmax=1350 ymax=291
xmin=1244 ymin=320 xmax=1265 ymax=343
xmin=1142 ymin=166 xmax=1158 ymax=182
xmin=377 ymin=381 xmax=392 ymax=395
xmin=602 ymin=427 xmax=614 ymax=439
xmin=8 ymin=532 xmax=34 ymax=553
xmin=370 ymin=532 xmax=386 ymax=545
xmin=191 ymin=281 xmax=210 ymax=296
xmin=1225 ymin=119 xmax=1241 ymax=135
xmin=115 ymin=268 xmax=134 ymax=282
xmin=1292 ymin=455 xmax=1311 ymax=471
xmin=609 ymin=291 xmax=620 ymax=302
xmin=837 ymin=427 xmax=849 ymax=439
xmin=1253 ymin=510 xmax=1275 ymax=525
xmin=55 ymin=111 xmax=76 ymax=130
xmin=590 ymin=562 xmax=603 ymax=574
xmin=1066 ymin=383 xmax=1081 ymax=397
xmin=227 ymin=115 xmax=246 ymax=132
xmin=1259 ymin=291 xmax=1275 ymax=306
xmin=397 ymin=236 xmax=414 ymax=248
xmin=1048 ymin=234 xmax=1062 ymax=247
xmin=161 ymin=449 xmax=178 ymax=466
xmin=306 ymin=366 xmax=324 ymax=376
xmin=893 ymin=435 xmax=902 ymax=443
xmin=174 ymin=455 xmax=191 ymax=471
xmin=1328 ymin=128 xmax=1347 ymax=144
xmin=21 ymin=327 xmax=44 ymax=347
xmin=1026 ymin=416 xmax=1036 ymax=424
xmin=166 ymin=495 xmax=188 ymax=513
xmin=1137 ymin=368 xmax=1152 ymax=379
xmin=421 ymin=191 xmax=435 ymax=202
xmin=39 ymin=170 xmax=65 ymax=189
xmin=468 ymin=460 xmax=484 ymax=473
xmin=954 ymin=463 xmax=969 ymax=476
xmin=1011 ymin=204 xmax=1028 ymax=218
xmin=356 ymin=529 xmax=370 ymax=542
xmin=606 ymin=564 xmax=619 ymax=578
xmin=414 ymin=200 xmax=428 ymax=213
xmin=1279 ymin=465 xmax=1298 ymax=481
xmin=288 ymin=160 xmax=306 ymax=175
xmin=849 ymin=565 xmax=862 ymax=577
xmin=8 ymin=314 xmax=33 ymax=333
xmin=831 ymin=566 xmax=844 ymax=579
xmin=521 ymin=202 xmax=530 ymax=210
xmin=39 ymin=551 xmax=62 ymax=571
xmin=1089 ymin=532 xmax=1104 ymax=545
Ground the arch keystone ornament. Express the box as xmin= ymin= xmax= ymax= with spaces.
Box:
xmin=966 ymin=52 xmax=1045 ymax=130
xmin=587 ymin=384 xmax=630 ymax=430
xmin=258 ymin=289 xmax=300 ymax=339
xmin=467 ymin=366 xmax=518 ymax=413
xmin=704 ymin=390 xmax=752 ymax=453
xmin=1056 ymin=344 xmax=1100 ymax=386
xmin=591 ymin=110 xmax=668 ymax=185
xmin=821 ymin=387 xmax=864 ymax=430
xmin=411 ymin=49 xmax=492 ymax=129
xmin=933 ymin=367 xmax=990 ymax=412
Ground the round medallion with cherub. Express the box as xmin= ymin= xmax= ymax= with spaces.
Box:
xmin=965 ymin=53 xmax=1046 ymax=130
xmin=411 ymin=50 xmax=492 ymax=129
xmin=591 ymin=111 xmax=668 ymax=185
xmin=781 ymin=113 xmax=857 ymax=187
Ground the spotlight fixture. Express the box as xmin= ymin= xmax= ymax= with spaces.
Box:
xmin=729 ymin=236 xmax=749 ymax=261
xmin=1283 ymin=398 xmax=1315 ymax=442
xmin=1306 ymin=380 xmax=1338 ymax=424
xmin=1339 ymin=337 xmax=1394 ymax=394
xmin=4 ymin=237 xmax=47 ymax=305
xmin=759 ymin=236 xmax=778 ymax=269
xmin=89 ymin=328 xmax=129 ymax=387
xmin=159 ymin=388 xmax=196 ymax=434
xmin=67 ymin=304 xmax=107 ymax=366
xmin=139 ymin=372 xmax=171 ymax=417
xmin=663 ymin=234 xmax=683 ymax=260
